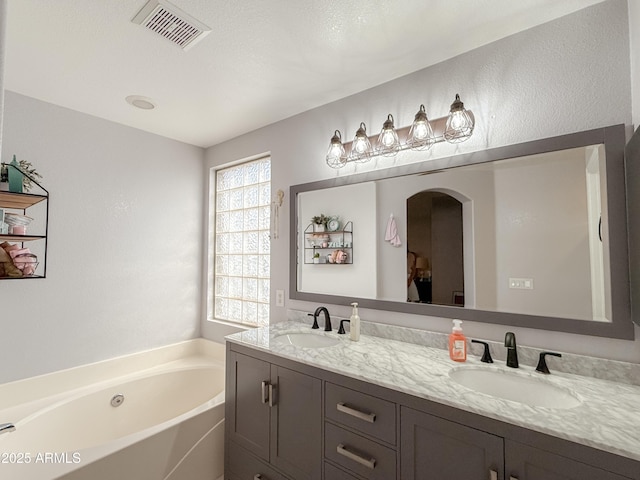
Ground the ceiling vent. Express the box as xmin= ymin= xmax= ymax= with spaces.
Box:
xmin=132 ymin=0 xmax=211 ymax=51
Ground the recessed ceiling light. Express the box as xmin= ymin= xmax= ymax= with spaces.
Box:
xmin=125 ymin=95 xmax=157 ymax=110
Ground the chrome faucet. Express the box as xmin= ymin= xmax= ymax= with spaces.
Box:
xmin=308 ymin=306 xmax=332 ymax=332
xmin=504 ymin=332 xmax=519 ymax=368
xmin=0 ymin=423 xmax=15 ymax=435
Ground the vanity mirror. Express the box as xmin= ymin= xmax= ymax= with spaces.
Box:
xmin=290 ymin=124 xmax=634 ymax=339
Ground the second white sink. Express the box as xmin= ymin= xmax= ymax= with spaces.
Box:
xmin=272 ymin=332 xmax=340 ymax=348
xmin=449 ymin=367 xmax=582 ymax=409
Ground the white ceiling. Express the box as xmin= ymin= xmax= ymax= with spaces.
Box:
xmin=4 ymin=0 xmax=607 ymax=148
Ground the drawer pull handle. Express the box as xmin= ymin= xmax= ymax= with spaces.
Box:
xmin=336 ymin=443 xmax=376 ymax=469
xmin=261 ymin=381 xmax=269 ymax=404
xmin=510 ymin=477 xmax=519 ymax=480
xmin=490 ymin=470 xmax=498 ymax=480
xmin=337 ymin=402 xmax=376 ymax=423
xmin=268 ymin=383 xmax=276 ymax=407
xmin=254 ymin=475 xmax=263 ymax=480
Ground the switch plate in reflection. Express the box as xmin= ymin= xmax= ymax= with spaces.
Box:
xmin=509 ymin=278 xmax=534 ymax=289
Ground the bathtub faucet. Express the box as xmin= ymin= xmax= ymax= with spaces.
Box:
xmin=0 ymin=423 xmax=15 ymax=435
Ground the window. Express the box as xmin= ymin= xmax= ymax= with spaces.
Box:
xmin=214 ymin=157 xmax=271 ymax=326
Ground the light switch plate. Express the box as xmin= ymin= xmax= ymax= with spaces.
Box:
xmin=276 ymin=289 xmax=285 ymax=307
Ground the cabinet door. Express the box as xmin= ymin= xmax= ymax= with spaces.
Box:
xmin=270 ymin=365 xmax=322 ymax=480
xmin=228 ymin=352 xmax=272 ymax=461
xmin=506 ymin=440 xmax=631 ymax=480
xmin=401 ymin=407 xmax=504 ymax=480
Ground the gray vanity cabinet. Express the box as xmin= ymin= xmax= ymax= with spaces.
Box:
xmin=505 ymin=441 xmax=631 ymax=480
xmin=226 ymin=349 xmax=322 ymax=480
xmin=226 ymin=342 xmax=640 ymax=480
xmin=400 ymin=407 xmax=503 ymax=480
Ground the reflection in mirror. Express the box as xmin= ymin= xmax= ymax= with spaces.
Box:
xmin=291 ymin=125 xmax=632 ymax=339
xmin=407 ymin=192 xmax=464 ymax=306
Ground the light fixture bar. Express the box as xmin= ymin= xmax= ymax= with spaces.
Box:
xmin=339 ymin=112 xmax=473 ymax=164
xmin=325 ymin=94 xmax=475 ymax=169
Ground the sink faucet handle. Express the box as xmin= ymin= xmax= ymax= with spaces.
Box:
xmin=307 ymin=312 xmax=319 ymax=329
xmin=338 ymin=319 xmax=350 ymax=335
xmin=471 ymin=339 xmax=493 ymax=363
xmin=504 ymin=331 xmax=517 ymax=347
xmin=536 ymin=351 xmax=562 ymax=374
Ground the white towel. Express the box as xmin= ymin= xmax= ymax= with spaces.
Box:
xmin=385 ymin=214 xmax=402 ymax=247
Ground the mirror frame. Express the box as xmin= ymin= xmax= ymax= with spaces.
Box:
xmin=290 ymin=124 xmax=634 ymax=339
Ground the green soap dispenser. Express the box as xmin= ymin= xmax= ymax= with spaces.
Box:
xmin=8 ymin=156 xmax=23 ymax=193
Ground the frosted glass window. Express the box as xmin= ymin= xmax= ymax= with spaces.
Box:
xmin=214 ymin=157 xmax=271 ymax=327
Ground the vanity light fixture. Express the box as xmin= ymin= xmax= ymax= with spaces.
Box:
xmin=325 ymin=93 xmax=475 ymax=169
xmin=326 ymin=130 xmax=347 ymax=169
xmin=377 ymin=114 xmax=401 ymax=157
xmin=350 ymin=123 xmax=374 ymax=162
xmin=444 ymin=94 xmax=474 ymax=143
xmin=407 ymin=104 xmax=435 ymax=151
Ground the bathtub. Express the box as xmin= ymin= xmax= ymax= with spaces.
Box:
xmin=0 ymin=339 xmax=225 ymax=480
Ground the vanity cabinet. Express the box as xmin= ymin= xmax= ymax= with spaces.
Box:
xmin=226 ymin=349 xmax=322 ymax=480
xmin=505 ymin=441 xmax=631 ymax=480
xmin=324 ymin=382 xmax=398 ymax=479
xmin=400 ymin=407 xmax=503 ymax=480
xmin=400 ymin=407 xmax=633 ymax=480
xmin=226 ymin=342 xmax=640 ymax=480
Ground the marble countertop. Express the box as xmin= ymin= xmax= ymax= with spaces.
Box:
xmin=226 ymin=321 xmax=640 ymax=462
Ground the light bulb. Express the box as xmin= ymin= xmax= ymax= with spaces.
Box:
xmin=350 ymin=122 xmax=373 ymax=163
xmin=376 ymin=114 xmax=400 ymax=157
xmin=444 ymin=94 xmax=474 ymax=143
xmin=407 ymin=104 xmax=434 ymax=151
xmin=326 ymin=130 xmax=347 ymax=169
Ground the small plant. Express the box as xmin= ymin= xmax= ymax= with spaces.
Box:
xmin=18 ymin=159 xmax=42 ymax=192
xmin=313 ymin=252 xmax=320 ymax=258
xmin=311 ymin=214 xmax=328 ymax=226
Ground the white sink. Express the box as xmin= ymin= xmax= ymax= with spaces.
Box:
xmin=272 ymin=332 xmax=340 ymax=348
xmin=449 ymin=367 xmax=582 ymax=409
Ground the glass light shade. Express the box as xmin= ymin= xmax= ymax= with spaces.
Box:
xmin=376 ymin=114 xmax=400 ymax=157
xmin=444 ymin=94 xmax=474 ymax=143
xmin=326 ymin=130 xmax=347 ymax=169
xmin=407 ymin=104 xmax=435 ymax=150
xmin=350 ymin=122 xmax=373 ymax=163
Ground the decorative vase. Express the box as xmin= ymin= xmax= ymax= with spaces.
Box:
xmin=8 ymin=156 xmax=23 ymax=193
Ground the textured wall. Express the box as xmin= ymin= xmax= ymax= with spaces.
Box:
xmin=203 ymin=0 xmax=640 ymax=362
xmin=1 ymin=92 xmax=204 ymax=383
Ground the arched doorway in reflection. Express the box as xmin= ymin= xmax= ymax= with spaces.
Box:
xmin=407 ymin=191 xmax=464 ymax=306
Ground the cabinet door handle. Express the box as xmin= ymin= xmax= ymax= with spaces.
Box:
xmin=337 ymin=402 xmax=376 ymax=423
xmin=268 ymin=383 xmax=276 ymax=407
xmin=261 ymin=381 xmax=269 ymax=404
xmin=336 ymin=443 xmax=376 ymax=469
xmin=489 ymin=470 xmax=498 ymax=480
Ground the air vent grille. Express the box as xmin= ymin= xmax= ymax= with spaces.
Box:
xmin=132 ymin=0 xmax=210 ymax=50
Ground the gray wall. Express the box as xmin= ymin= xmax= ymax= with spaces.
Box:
xmin=0 ymin=92 xmax=204 ymax=383
xmin=203 ymin=0 xmax=640 ymax=362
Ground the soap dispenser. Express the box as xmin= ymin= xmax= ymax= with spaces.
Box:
xmin=449 ymin=319 xmax=467 ymax=362
xmin=349 ymin=302 xmax=360 ymax=342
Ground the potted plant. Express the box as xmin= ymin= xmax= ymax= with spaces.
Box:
xmin=311 ymin=214 xmax=328 ymax=232
xmin=313 ymin=252 xmax=321 ymax=264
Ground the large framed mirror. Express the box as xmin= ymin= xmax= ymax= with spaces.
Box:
xmin=290 ymin=124 xmax=634 ymax=339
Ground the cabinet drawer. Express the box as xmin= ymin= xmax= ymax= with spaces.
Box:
xmin=325 ymin=382 xmax=396 ymax=445
xmin=228 ymin=441 xmax=289 ymax=480
xmin=324 ymin=422 xmax=396 ymax=480
xmin=324 ymin=461 xmax=362 ymax=480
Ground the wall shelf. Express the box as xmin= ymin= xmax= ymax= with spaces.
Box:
xmin=0 ymin=163 xmax=49 ymax=279
xmin=303 ymin=221 xmax=353 ymax=264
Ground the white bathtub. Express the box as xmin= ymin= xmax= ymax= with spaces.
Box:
xmin=0 ymin=339 xmax=225 ymax=480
